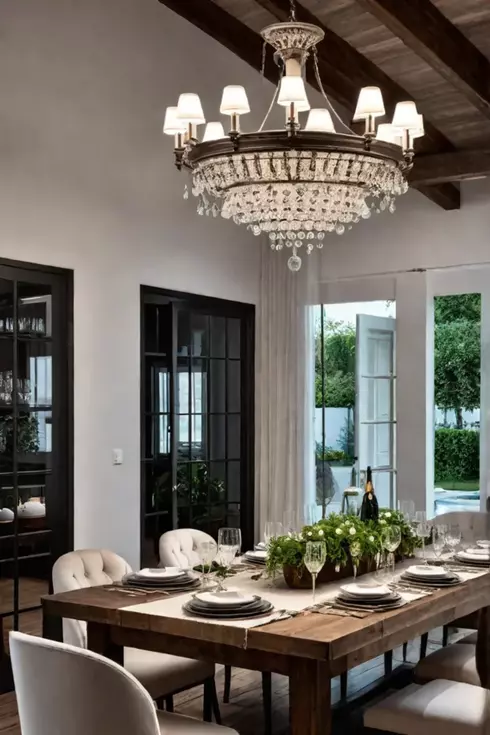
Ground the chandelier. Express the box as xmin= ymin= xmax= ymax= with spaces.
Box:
xmin=163 ymin=1 xmax=424 ymax=271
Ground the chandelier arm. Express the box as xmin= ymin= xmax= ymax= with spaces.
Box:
xmin=259 ymin=63 xmax=284 ymax=132
xmin=289 ymin=0 xmax=297 ymax=21
xmin=312 ymin=49 xmax=355 ymax=135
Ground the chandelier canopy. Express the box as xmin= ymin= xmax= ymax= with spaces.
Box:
xmin=163 ymin=3 xmax=424 ymax=271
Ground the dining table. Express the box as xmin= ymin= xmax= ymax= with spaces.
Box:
xmin=42 ymin=559 xmax=490 ymax=735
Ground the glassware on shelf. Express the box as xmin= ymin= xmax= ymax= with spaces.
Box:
xmin=304 ymin=541 xmax=326 ymax=605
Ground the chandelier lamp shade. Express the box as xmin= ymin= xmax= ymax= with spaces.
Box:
xmin=163 ymin=2 xmax=425 ymax=271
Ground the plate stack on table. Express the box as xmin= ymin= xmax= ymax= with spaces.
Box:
xmin=183 ymin=589 xmax=274 ymax=620
xmin=454 ymin=548 xmax=490 ymax=568
xmin=399 ymin=565 xmax=461 ymax=587
xmin=122 ymin=567 xmax=201 ymax=592
xmin=243 ymin=549 xmax=267 ymax=567
xmin=334 ymin=582 xmax=405 ymax=612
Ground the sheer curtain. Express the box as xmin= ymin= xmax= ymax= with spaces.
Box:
xmin=255 ymin=245 xmax=318 ymax=540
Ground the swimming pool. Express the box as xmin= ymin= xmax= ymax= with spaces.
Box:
xmin=434 ymin=489 xmax=480 ymax=514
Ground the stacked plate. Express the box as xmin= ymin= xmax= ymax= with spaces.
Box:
xmin=454 ymin=548 xmax=490 ymax=567
xmin=399 ymin=565 xmax=461 ymax=587
xmin=123 ymin=567 xmax=201 ymax=591
xmin=243 ymin=549 xmax=267 ymax=566
xmin=183 ymin=589 xmax=274 ymax=620
xmin=334 ymin=582 xmax=404 ymax=611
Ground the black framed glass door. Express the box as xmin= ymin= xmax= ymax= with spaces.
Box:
xmin=0 ymin=263 xmax=72 ymax=692
xmin=141 ymin=288 xmax=254 ymax=567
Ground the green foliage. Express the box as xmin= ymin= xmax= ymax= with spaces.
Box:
xmin=435 ymin=428 xmax=479 ymax=483
xmin=0 ymin=413 xmax=40 ymax=454
xmin=266 ymin=510 xmax=419 ymax=575
xmin=434 ymin=320 xmax=480 ymax=422
xmin=315 ymin=444 xmax=353 ymax=464
xmin=315 ymin=320 xmax=356 ymax=408
xmin=434 ymin=294 xmax=481 ymax=324
xmin=315 ymin=371 xmax=355 ymax=408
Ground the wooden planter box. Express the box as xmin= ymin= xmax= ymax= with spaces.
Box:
xmin=283 ymin=557 xmax=376 ymax=589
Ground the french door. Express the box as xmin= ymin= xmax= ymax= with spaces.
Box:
xmin=0 ymin=262 xmax=72 ymax=692
xmin=141 ymin=288 xmax=254 ymax=566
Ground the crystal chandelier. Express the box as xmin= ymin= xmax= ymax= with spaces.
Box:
xmin=163 ymin=1 xmax=424 ymax=271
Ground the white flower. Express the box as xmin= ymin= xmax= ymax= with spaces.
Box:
xmin=307 ymin=531 xmax=312 ymax=537
xmin=298 ymin=533 xmax=303 ymax=541
xmin=349 ymin=527 xmax=356 ymax=536
xmin=379 ymin=519 xmax=386 ymax=525
xmin=385 ymin=512 xmax=392 ymax=518
xmin=335 ymin=528 xmax=342 ymax=536
xmin=318 ymin=529 xmax=324 ymax=537
xmin=369 ymin=535 xmax=375 ymax=542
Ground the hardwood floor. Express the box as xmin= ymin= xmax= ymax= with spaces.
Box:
xmin=0 ymin=631 xmax=453 ymax=735
xmin=0 ymin=578 xmax=47 ymax=654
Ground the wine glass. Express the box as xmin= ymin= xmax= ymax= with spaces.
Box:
xmin=283 ymin=509 xmax=299 ymax=535
xmin=381 ymin=525 xmax=401 ymax=581
xmin=217 ymin=527 xmax=241 ymax=589
xmin=445 ymin=524 xmax=461 ymax=557
xmin=264 ymin=521 xmax=284 ymax=548
xmin=414 ymin=511 xmax=430 ymax=563
xmin=198 ymin=539 xmax=217 ymax=588
xmin=398 ymin=499 xmax=415 ymax=522
xmin=432 ymin=526 xmax=446 ymax=567
xmin=304 ymin=541 xmax=326 ymax=605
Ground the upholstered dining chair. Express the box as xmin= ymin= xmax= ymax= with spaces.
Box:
xmin=10 ymin=632 xmax=238 ymax=735
xmin=159 ymin=528 xmax=273 ymax=735
xmin=364 ymin=678 xmax=490 ymax=734
xmin=52 ymin=548 xmax=221 ymax=722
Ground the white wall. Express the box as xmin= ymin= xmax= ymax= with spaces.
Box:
xmin=0 ymin=0 xmax=276 ymax=567
xmin=319 ymin=179 xmax=490 ymax=282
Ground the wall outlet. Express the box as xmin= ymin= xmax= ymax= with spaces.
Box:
xmin=112 ymin=448 xmax=123 ymax=465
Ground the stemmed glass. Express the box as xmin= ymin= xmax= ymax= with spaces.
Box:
xmin=217 ymin=527 xmax=241 ymax=588
xmin=432 ymin=526 xmax=446 ymax=567
xmin=414 ymin=511 xmax=430 ymax=563
xmin=304 ymin=541 xmax=326 ymax=605
xmin=381 ymin=525 xmax=402 ymax=581
xmin=446 ymin=524 xmax=462 ymax=558
xmin=264 ymin=521 xmax=284 ymax=548
xmin=283 ymin=509 xmax=299 ymax=535
xmin=398 ymin=499 xmax=415 ymax=522
xmin=198 ymin=539 xmax=217 ymax=588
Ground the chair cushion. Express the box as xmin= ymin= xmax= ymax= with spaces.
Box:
xmin=364 ymin=680 xmax=490 ymax=735
xmin=125 ymin=649 xmax=214 ymax=699
xmin=415 ymin=643 xmax=479 ymax=686
xmin=159 ymin=529 xmax=215 ymax=569
xmin=157 ymin=710 xmax=238 ymax=734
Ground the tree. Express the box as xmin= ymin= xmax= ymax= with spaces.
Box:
xmin=315 ymin=319 xmax=356 ymax=408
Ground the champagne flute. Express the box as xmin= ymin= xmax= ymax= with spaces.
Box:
xmin=381 ymin=525 xmax=401 ymax=581
xmin=414 ymin=511 xmax=429 ymax=563
xmin=432 ymin=526 xmax=446 ymax=567
xmin=398 ymin=499 xmax=415 ymax=522
xmin=446 ymin=524 xmax=461 ymax=557
xmin=304 ymin=541 xmax=326 ymax=605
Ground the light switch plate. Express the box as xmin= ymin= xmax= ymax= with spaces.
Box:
xmin=112 ymin=448 xmax=123 ymax=465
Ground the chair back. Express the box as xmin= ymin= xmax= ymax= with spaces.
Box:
xmin=10 ymin=632 xmax=160 ymax=735
xmin=52 ymin=549 xmax=131 ymax=647
xmin=159 ymin=528 xmax=214 ymax=568
xmin=434 ymin=511 xmax=490 ymax=542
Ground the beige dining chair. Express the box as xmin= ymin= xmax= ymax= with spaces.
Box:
xmin=159 ymin=528 xmax=273 ymax=735
xmin=52 ymin=548 xmax=220 ymax=721
xmin=10 ymin=632 xmax=238 ymax=735
xmin=364 ymin=678 xmax=490 ymax=734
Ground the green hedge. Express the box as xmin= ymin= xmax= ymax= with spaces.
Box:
xmin=435 ymin=428 xmax=479 ymax=482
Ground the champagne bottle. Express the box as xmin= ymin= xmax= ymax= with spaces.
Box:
xmin=360 ymin=466 xmax=379 ymax=522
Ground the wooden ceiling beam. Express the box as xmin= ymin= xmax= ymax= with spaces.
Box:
xmin=158 ymin=0 xmax=460 ymax=210
xmin=353 ymin=0 xmax=490 ymax=120
xmin=409 ymin=149 xmax=490 ymax=187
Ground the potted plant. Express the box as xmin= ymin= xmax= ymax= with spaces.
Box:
xmin=266 ymin=509 xmax=419 ymax=589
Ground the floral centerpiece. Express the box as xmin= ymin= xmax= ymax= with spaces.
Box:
xmin=266 ymin=509 xmax=419 ymax=589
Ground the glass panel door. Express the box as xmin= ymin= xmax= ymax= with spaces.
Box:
xmin=0 ymin=265 xmax=71 ymax=692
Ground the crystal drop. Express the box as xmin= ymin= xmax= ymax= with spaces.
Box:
xmin=252 ymin=225 xmax=261 ymax=236
xmin=298 ymin=231 xmax=305 ymax=240
xmin=288 ymin=254 xmax=302 ymax=272
xmin=362 ymin=209 xmax=372 ymax=219
xmin=307 ymin=232 xmax=314 ymax=240
xmin=389 ymin=200 xmax=396 ymax=214
xmin=316 ymin=241 xmax=324 ymax=249
xmin=317 ymin=232 xmax=325 ymax=241
xmin=183 ymin=185 xmax=189 ymax=200
xmin=269 ymin=232 xmax=277 ymax=241
xmin=335 ymin=224 xmax=345 ymax=235
xmin=294 ymin=240 xmax=301 ymax=248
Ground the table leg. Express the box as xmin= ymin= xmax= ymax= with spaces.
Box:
xmin=476 ymin=606 xmax=490 ymax=689
xmin=289 ymin=659 xmax=331 ymax=735
xmin=87 ymin=622 xmax=124 ymax=666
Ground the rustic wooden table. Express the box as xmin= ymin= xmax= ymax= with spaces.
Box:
xmin=42 ymin=574 xmax=490 ymax=735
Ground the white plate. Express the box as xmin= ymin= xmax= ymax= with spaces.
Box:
xmin=457 ymin=550 xmax=490 ymax=562
xmin=245 ymin=550 xmax=267 ymax=560
xmin=194 ymin=589 xmax=257 ymax=607
xmin=340 ymin=582 xmax=391 ymax=598
xmin=255 ymin=542 xmax=266 ymax=551
xmin=465 ymin=547 xmax=490 ymax=556
xmin=476 ymin=540 xmax=490 ymax=549
xmin=135 ymin=567 xmax=185 ymax=579
xmin=406 ymin=565 xmax=449 ymax=578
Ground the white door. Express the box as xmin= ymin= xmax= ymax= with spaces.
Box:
xmin=356 ymin=314 xmax=396 ymax=508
